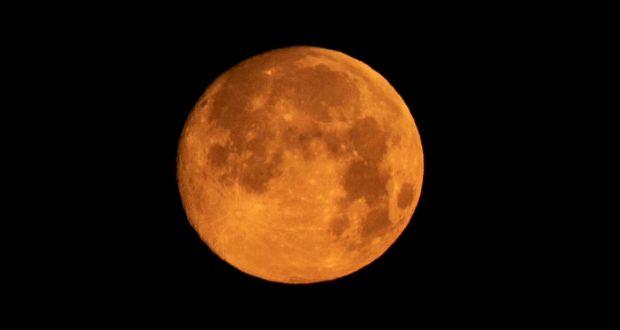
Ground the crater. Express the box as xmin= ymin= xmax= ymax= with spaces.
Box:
xmin=282 ymin=127 xmax=316 ymax=161
xmin=207 ymin=57 xmax=277 ymax=137
xmin=240 ymin=147 xmax=283 ymax=194
xmin=202 ymin=60 xmax=290 ymax=194
xmin=208 ymin=144 xmax=229 ymax=168
xmin=361 ymin=207 xmax=391 ymax=238
xmin=209 ymin=86 xmax=251 ymax=132
xmin=283 ymin=125 xmax=344 ymax=161
xmin=197 ymin=95 xmax=209 ymax=109
xmin=342 ymin=160 xmax=389 ymax=205
xmin=349 ymin=117 xmax=387 ymax=161
xmin=321 ymin=52 xmax=403 ymax=116
xmin=276 ymin=64 xmax=360 ymax=122
xmin=329 ymin=215 xmax=350 ymax=237
xmin=323 ymin=132 xmax=343 ymax=156
xmin=397 ymin=182 xmax=415 ymax=209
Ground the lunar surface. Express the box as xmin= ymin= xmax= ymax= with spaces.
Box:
xmin=177 ymin=46 xmax=423 ymax=284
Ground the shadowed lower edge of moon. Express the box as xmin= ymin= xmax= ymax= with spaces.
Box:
xmin=177 ymin=46 xmax=424 ymax=284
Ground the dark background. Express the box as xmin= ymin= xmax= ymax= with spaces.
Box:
xmin=83 ymin=26 xmax=523 ymax=293
xmin=11 ymin=9 xmax=557 ymax=300
xmin=3 ymin=4 xmax=608 ymax=322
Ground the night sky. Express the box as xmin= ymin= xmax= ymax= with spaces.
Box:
xmin=11 ymin=8 xmax=557 ymax=302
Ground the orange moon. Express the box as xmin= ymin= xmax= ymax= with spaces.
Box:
xmin=177 ymin=46 xmax=423 ymax=284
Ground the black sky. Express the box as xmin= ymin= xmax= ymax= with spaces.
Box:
xmin=8 ymin=8 xmax=565 ymax=303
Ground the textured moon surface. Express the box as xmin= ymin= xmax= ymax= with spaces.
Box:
xmin=177 ymin=46 xmax=423 ymax=284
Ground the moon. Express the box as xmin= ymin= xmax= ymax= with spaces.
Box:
xmin=177 ymin=46 xmax=423 ymax=284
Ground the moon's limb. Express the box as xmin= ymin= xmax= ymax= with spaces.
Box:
xmin=177 ymin=46 xmax=423 ymax=283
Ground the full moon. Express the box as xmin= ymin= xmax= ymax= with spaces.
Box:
xmin=177 ymin=46 xmax=423 ymax=284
